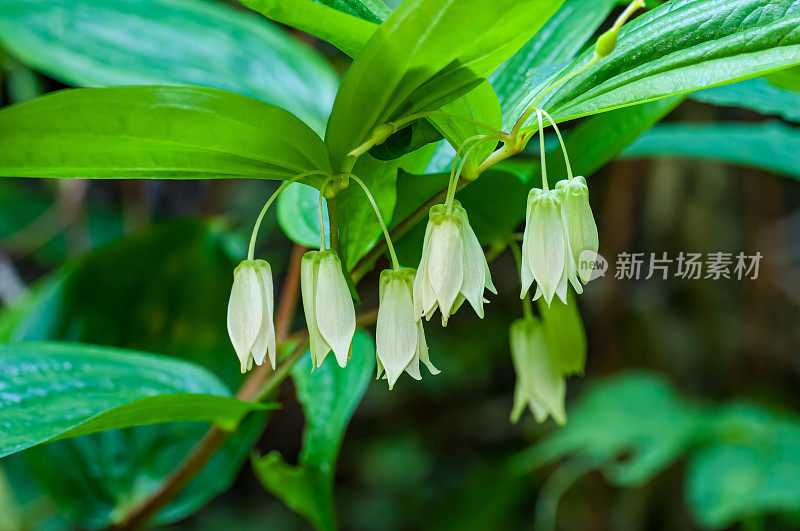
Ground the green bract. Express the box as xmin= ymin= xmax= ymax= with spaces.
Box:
xmin=300 ymin=249 xmax=357 ymax=368
xmin=375 ymin=268 xmax=439 ymax=389
xmin=227 ymin=259 xmax=277 ymax=372
xmin=413 ymin=200 xmax=496 ymax=326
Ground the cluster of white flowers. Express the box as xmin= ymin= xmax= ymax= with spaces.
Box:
xmin=225 ymin=107 xmax=599 ymax=424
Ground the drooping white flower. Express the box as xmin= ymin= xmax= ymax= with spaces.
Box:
xmin=300 ymin=249 xmax=356 ymax=368
xmin=227 ymin=259 xmax=277 ymax=373
xmin=520 ymin=188 xmax=581 ymax=306
xmin=375 ymin=268 xmax=439 ymax=389
xmin=509 ymin=317 xmax=566 ymax=425
xmin=413 ymin=201 xmax=496 ymax=326
xmin=557 ymin=176 xmax=599 ymax=284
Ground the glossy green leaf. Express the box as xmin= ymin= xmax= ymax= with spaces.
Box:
xmin=493 ymin=0 xmax=618 ymax=130
xmin=0 ymin=220 xmax=265 ymax=526
xmin=687 ymin=404 xmax=800 ymax=528
xmin=766 ymin=65 xmax=800 ymax=90
xmin=0 ymin=342 xmax=267 ymax=459
xmin=622 ymin=121 xmax=800 ymax=180
xmin=510 ymin=372 xmax=702 ymax=486
xmin=0 ymin=86 xmax=331 ymax=184
xmin=252 ymin=331 xmax=375 ymax=531
xmin=240 ymin=0 xmax=377 ymax=57
xmin=533 ymin=0 xmax=800 ymax=125
xmin=691 ymin=77 xmax=800 ymax=122
xmin=316 ymin=0 xmax=390 ymax=22
xmin=325 ymin=0 xmax=565 ymax=170
xmin=0 ymin=0 xmax=339 ymax=134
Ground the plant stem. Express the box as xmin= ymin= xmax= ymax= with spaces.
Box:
xmin=327 ymin=194 xmax=339 ymax=251
xmin=536 ymin=110 xmax=549 ymax=192
xmin=349 ymin=174 xmax=400 ymax=271
xmin=248 ymin=172 xmax=328 ymax=261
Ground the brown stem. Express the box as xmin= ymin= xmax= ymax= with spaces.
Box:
xmin=113 ymin=244 xmax=306 ymax=530
xmin=114 ymin=251 xmax=380 ymax=529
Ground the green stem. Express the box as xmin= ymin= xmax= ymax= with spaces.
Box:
xmin=445 ymin=134 xmax=499 ymax=213
xmin=536 ymin=110 xmax=549 ymax=192
xmin=538 ymin=108 xmax=573 ymax=180
xmin=248 ymin=171 xmax=329 ymax=260
xmin=510 ymin=57 xmax=598 ymax=139
xmin=327 ymin=195 xmax=339 ymax=251
xmin=349 ymin=174 xmax=400 ymax=271
xmin=318 ymin=179 xmax=332 ymax=251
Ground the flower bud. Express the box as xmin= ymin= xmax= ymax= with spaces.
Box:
xmin=414 ymin=201 xmax=496 ymax=326
xmin=509 ymin=317 xmax=566 ymax=425
xmin=227 ymin=259 xmax=277 ymax=373
xmin=375 ymin=269 xmax=439 ymax=389
xmin=300 ymin=249 xmax=356 ymax=368
xmin=557 ymin=176 xmax=599 ymax=284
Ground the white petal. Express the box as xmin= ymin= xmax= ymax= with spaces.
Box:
xmin=520 ymin=200 xmax=535 ymax=298
xmin=427 ymin=218 xmax=464 ymax=322
xmin=413 ymin=220 xmax=437 ymax=320
xmin=315 ymin=251 xmax=356 ymax=367
xmin=250 ymin=261 xmax=277 ymax=368
xmin=530 ymin=196 xmax=565 ymax=305
xmin=458 ymin=215 xmax=488 ymax=318
xmin=227 ymin=262 xmax=262 ymax=373
xmin=377 ymin=275 xmax=418 ymax=388
xmin=300 ymin=252 xmax=330 ymax=367
xmin=416 ymin=320 xmax=439 ymax=375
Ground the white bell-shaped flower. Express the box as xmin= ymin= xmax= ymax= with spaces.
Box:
xmin=227 ymin=259 xmax=277 ymax=373
xmin=557 ymin=176 xmax=599 ymax=284
xmin=521 ymin=188 xmax=582 ymax=306
xmin=375 ymin=268 xmax=439 ymax=389
xmin=300 ymin=249 xmax=356 ymax=368
xmin=413 ymin=201 xmax=496 ymax=326
xmin=509 ymin=317 xmax=566 ymax=425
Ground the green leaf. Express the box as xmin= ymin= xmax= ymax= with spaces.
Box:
xmin=315 ymin=0 xmax=390 ymax=22
xmin=535 ymin=0 xmax=800 ymax=125
xmin=0 ymin=0 xmax=339 ymax=134
xmin=509 ymin=372 xmax=702 ymax=486
xmin=325 ymin=0 xmax=565 ymax=170
xmin=277 ymin=182 xmax=330 ymax=249
xmin=0 ymin=342 xmax=267 ymax=459
xmin=687 ymin=404 xmax=800 ymax=528
xmin=766 ymin=65 xmax=800 ymax=90
xmin=240 ymin=0 xmax=377 ymax=57
xmin=538 ymin=294 xmax=586 ymax=376
xmin=493 ymin=0 xmax=618 ymax=130
xmin=621 ymin=121 xmax=800 ymax=180
xmin=691 ymin=77 xmax=800 ymax=122
xmin=252 ymin=330 xmax=375 ymax=531
xmin=0 ymin=220 xmax=265 ymax=526
xmin=0 ymin=86 xmax=331 ymax=184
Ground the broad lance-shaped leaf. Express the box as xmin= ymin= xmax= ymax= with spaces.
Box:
xmin=690 ymin=77 xmax=800 ymax=122
xmin=240 ymin=0 xmax=377 ymax=57
xmin=0 ymin=220 xmax=266 ymax=526
xmin=621 ymin=121 xmax=800 ymax=180
xmin=325 ymin=0 xmax=565 ymax=170
xmin=492 ymin=0 xmax=618 ymax=130
xmin=0 ymin=342 xmax=271 ymax=459
xmin=0 ymin=0 xmax=339 ymax=134
xmin=531 ymin=0 xmax=800 ymax=125
xmin=0 ymin=86 xmax=332 ymax=184
xmin=252 ymin=331 xmax=375 ymax=531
